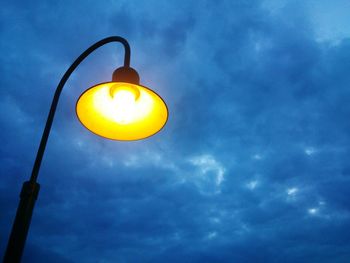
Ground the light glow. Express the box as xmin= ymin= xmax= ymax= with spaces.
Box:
xmin=76 ymin=82 xmax=168 ymax=140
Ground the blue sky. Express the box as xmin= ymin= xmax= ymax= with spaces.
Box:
xmin=1 ymin=0 xmax=350 ymax=262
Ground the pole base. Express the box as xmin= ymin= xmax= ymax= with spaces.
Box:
xmin=3 ymin=181 xmax=40 ymax=263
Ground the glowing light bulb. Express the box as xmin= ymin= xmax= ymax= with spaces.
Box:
xmin=110 ymin=86 xmax=139 ymax=124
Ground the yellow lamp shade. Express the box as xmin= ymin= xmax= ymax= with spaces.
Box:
xmin=76 ymin=82 xmax=168 ymax=140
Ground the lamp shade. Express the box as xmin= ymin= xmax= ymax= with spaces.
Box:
xmin=76 ymin=82 xmax=168 ymax=140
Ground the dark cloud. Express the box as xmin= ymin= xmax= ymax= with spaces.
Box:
xmin=1 ymin=0 xmax=350 ymax=262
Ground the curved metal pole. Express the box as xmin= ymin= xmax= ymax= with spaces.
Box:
xmin=3 ymin=36 xmax=131 ymax=263
xmin=30 ymin=36 xmax=130 ymax=183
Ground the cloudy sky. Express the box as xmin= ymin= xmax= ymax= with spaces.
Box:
xmin=1 ymin=0 xmax=350 ymax=262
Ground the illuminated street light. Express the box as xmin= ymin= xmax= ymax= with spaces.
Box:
xmin=77 ymin=82 xmax=168 ymax=140
xmin=3 ymin=36 xmax=168 ymax=263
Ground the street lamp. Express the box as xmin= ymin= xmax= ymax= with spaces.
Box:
xmin=3 ymin=36 xmax=168 ymax=263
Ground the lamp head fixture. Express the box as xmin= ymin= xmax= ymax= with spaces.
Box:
xmin=76 ymin=65 xmax=168 ymax=141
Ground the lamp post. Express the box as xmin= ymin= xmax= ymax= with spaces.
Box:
xmin=3 ymin=36 xmax=168 ymax=263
